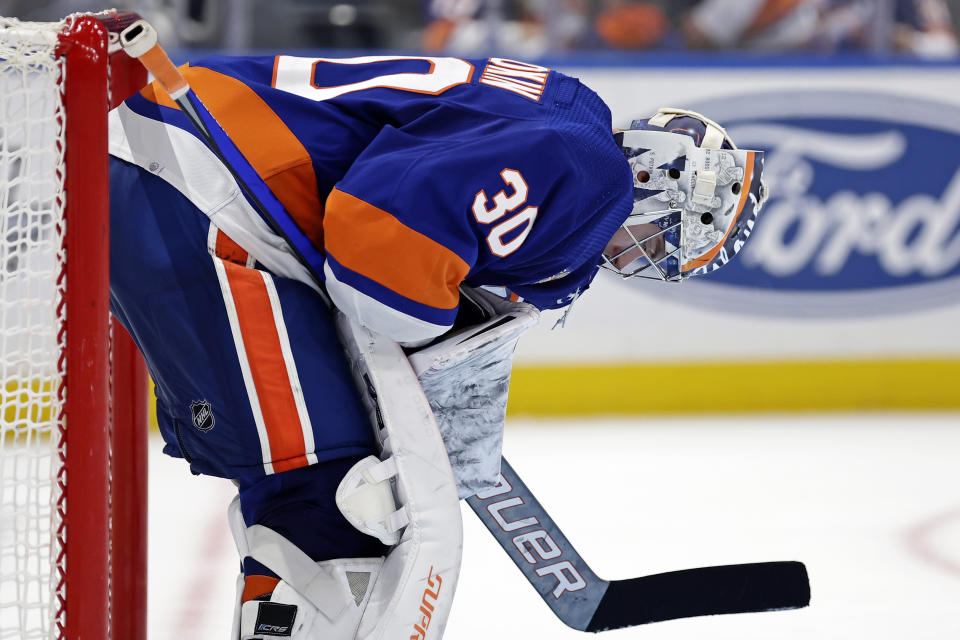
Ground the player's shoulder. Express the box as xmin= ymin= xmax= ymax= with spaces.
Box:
xmin=384 ymin=108 xmax=628 ymax=228
xmin=186 ymin=54 xmax=278 ymax=87
xmin=395 ymin=125 xmax=586 ymax=218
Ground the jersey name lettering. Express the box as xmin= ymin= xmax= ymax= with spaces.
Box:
xmin=479 ymin=58 xmax=550 ymax=102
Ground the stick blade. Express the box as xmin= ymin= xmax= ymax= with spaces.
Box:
xmin=586 ymin=560 xmax=810 ymax=632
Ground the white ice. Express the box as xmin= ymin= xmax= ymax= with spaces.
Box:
xmin=148 ymin=413 xmax=960 ymax=639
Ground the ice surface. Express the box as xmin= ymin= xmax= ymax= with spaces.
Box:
xmin=147 ymin=413 xmax=960 ymax=639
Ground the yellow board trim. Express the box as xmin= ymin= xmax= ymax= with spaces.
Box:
xmin=507 ymin=358 xmax=960 ymax=416
xmin=140 ymin=358 xmax=960 ymax=432
xmin=149 ymin=378 xmax=158 ymax=432
xmin=1 ymin=378 xmax=56 ymax=445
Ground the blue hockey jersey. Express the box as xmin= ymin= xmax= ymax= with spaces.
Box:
xmin=108 ymin=55 xmax=633 ymax=342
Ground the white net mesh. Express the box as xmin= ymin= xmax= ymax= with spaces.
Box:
xmin=0 ymin=17 xmax=67 ymax=639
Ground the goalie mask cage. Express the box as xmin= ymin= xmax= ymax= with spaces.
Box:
xmin=0 ymin=12 xmax=148 ymax=640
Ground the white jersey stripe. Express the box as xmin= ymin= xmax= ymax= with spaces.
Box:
xmin=324 ymin=261 xmax=452 ymax=345
xmin=259 ymin=270 xmax=318 ymax=465
xmin=206 ymin=220 xmax=219 ymax=255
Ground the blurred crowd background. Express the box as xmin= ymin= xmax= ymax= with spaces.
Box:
xmin=2 ymin=0 xmax=959 ymax=58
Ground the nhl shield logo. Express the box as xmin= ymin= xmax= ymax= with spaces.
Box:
xmin=190 ymin=400 xmax=215 ymax=432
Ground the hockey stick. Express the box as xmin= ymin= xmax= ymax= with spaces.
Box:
xmin=467 ymin=457 xmax=810 ymax=632
xmin=117 ymin=20 xmax=332 ymax=307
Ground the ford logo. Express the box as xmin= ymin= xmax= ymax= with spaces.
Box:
xmin=630 ymin=90 xmax=960 ymax=317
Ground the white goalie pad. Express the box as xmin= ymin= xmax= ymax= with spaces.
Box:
xmin=408 ymin=287 xmax=540 ymax=498
xmin=227 ymin=497 xmax=383 ymax=640
xmin=335 ymin=313 xmax=463 ymax=640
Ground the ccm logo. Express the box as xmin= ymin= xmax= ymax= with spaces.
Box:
xmin=476 ymin=476 xmax=586 ymax=599
xmin=257 ymin=624 xmax=289 ymax=633
xmin=410 ymin=566 xmax=442 ymax=640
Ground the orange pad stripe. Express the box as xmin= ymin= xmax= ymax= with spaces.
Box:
xmin=324 ymin=188 xmax=470 ymax=310
xmin=242 ymin=575 xmax=281 ymax=603
xmin=215 ymin=230 xmax=250 ymax=265
xmin=222 ymin=261 xmax=309 ymax=471
xmin=140 ymin=67 xmax=325 ymax=250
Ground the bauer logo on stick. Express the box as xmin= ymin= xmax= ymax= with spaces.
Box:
xmin=190 ymin=400 xmax=215 ymax=432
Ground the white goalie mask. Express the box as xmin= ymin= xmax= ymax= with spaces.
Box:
xmin=604 ymin=108 xmax=768 ymax=281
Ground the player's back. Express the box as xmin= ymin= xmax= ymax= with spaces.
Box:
xmin=122 ymin=54 xmax=620 ymax=208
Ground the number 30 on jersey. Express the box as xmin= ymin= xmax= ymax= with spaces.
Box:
xmin=271 ymin=57 xmax=539 ymax=259
xmin=472 ymin=169 xmax=538 ymax=257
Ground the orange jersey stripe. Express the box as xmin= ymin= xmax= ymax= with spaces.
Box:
xmin=140 ymin=66 xmax=325 ymax=249
xmin=215 ymin=230 xmax=250 ymax=265
xmin=683 ymin=152 xmax=755 ymax=272
xmin=324 ymin=188 xmax=470 ymax=310
xmin=221 ymin=260 xmax=309 ymax=472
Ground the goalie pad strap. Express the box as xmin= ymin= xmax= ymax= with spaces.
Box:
xmin=336 ymin=455 xmax=404 ymax=546
xmin=245 ymin=524 xmax=354 ymax=619
xmin=387 ymin=507 xmax=410 ymax=532
xmin=362 ymin=456 xmax=397 ymax=484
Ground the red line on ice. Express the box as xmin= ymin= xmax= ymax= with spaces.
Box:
xmin=905 ymin=505 xmax=960 ymax=578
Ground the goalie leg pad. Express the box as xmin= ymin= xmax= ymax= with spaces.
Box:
xmin=228 ymin=496 xmax=384 ymax=639
xmin=336 ymin=313 xmax=463 ymax=640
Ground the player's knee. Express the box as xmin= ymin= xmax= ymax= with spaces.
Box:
xmin=230 ymin=460 xmax=389 ymax=639
xmin=236 ymin=458 xmax=388 ymax=563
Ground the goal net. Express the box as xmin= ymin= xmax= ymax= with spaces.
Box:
xmin=0 ymin=13 xmax=148 ymax=640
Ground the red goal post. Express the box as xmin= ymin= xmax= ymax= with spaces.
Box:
xmin=0 ymin=11 xmax=149 ymax=640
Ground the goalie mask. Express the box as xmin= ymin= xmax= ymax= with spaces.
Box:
xmin=604 ymin=108 xmax=768 ymax=281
